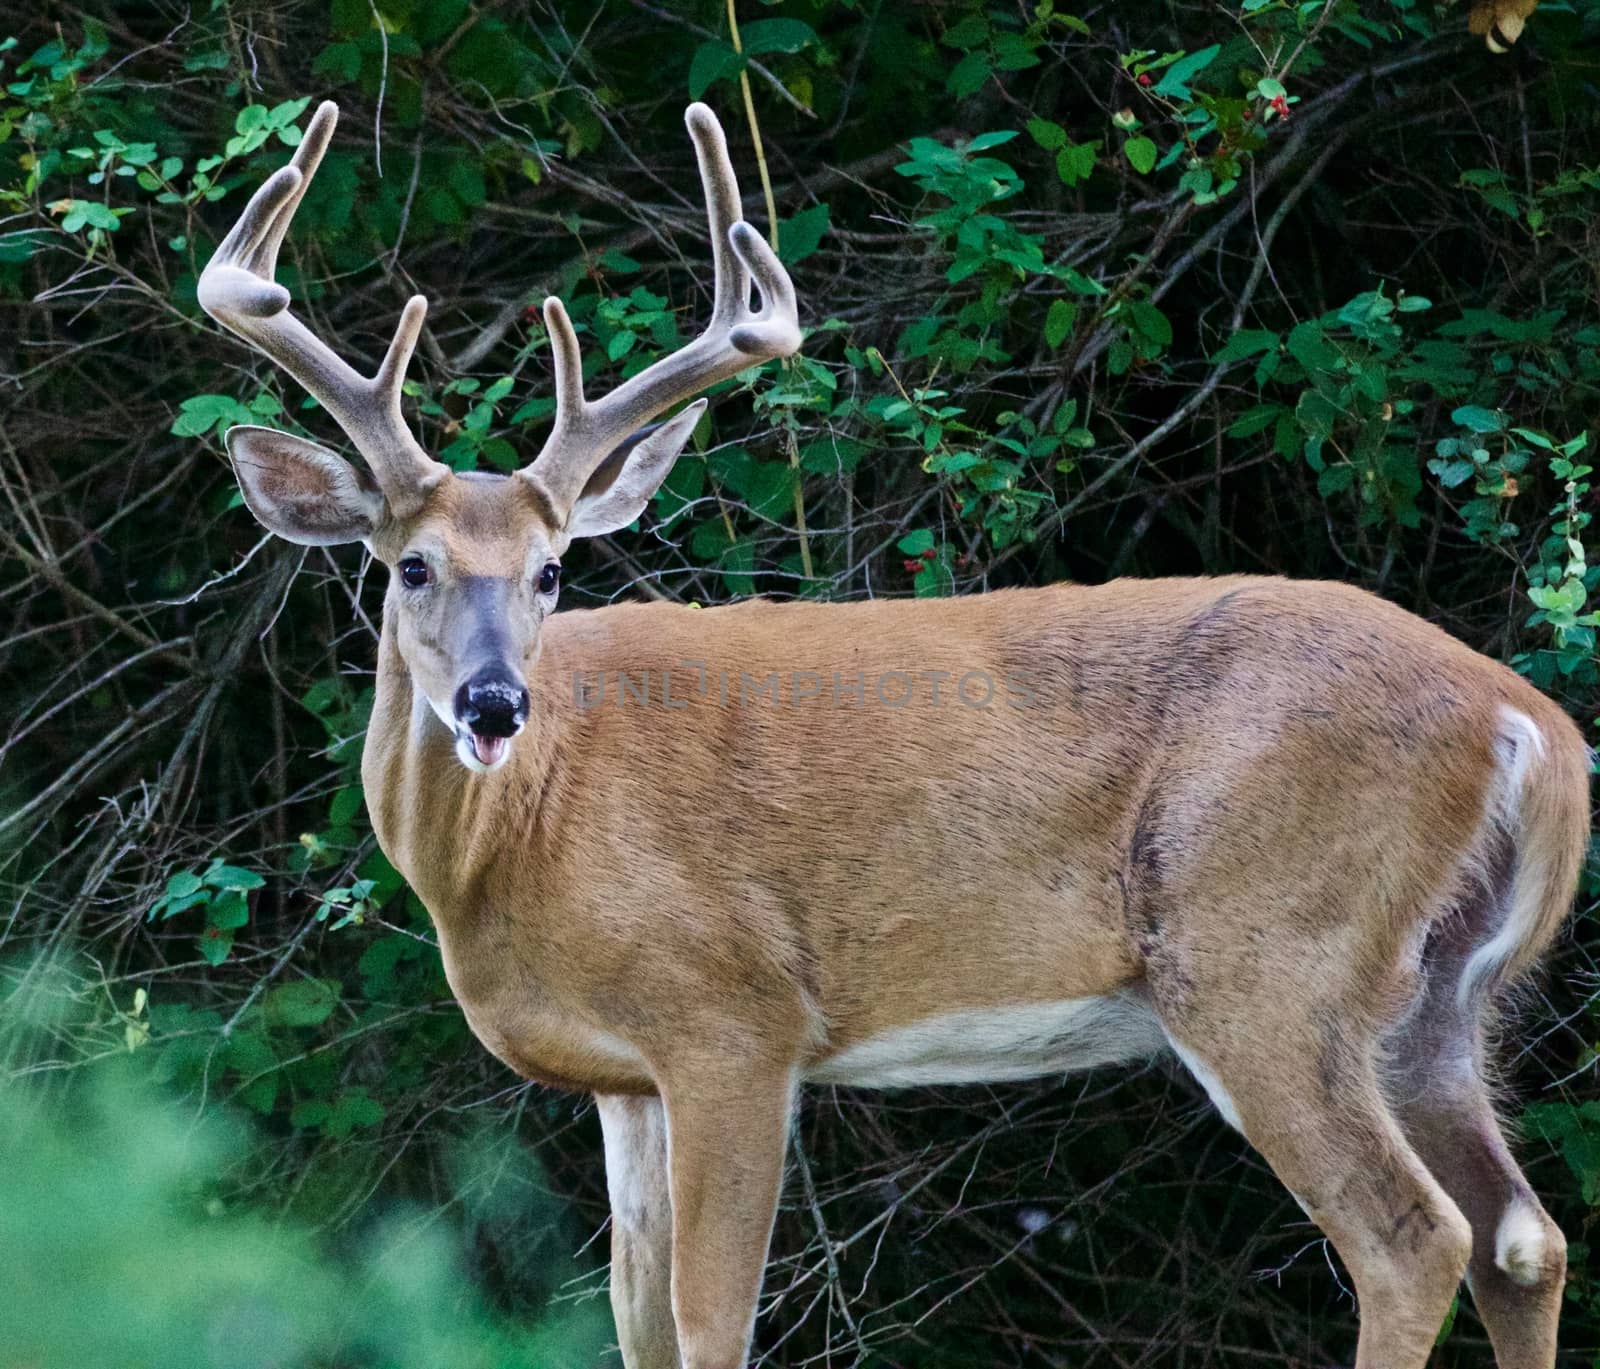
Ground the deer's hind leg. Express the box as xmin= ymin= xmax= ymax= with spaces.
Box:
xmin=1394 ymin=1076 xmax=1563 ymax=1369
xmin=1386 ymin=914 xmax=1565 ymax=1369
xmin=1147 ymin=918 xmax=1472 ymax=1369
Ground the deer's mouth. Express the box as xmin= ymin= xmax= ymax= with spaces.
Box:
xmin=454 ymin=722 xmax=520 ymax=774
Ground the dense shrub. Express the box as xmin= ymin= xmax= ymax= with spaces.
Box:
xmin=2 ymin=2 xmax=1596 ymax=1364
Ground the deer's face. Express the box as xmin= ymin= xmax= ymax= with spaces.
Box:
xmin=370 ymin=472 xmax=563 ymax=773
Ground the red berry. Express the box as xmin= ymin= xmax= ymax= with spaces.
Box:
xmin=1137 ymin=73 xmax=1152 ymax=86
xmin=920 ymin=546 xmax=937 ymax=560
xmin=903 ymin=558 xmax=923 ymax=574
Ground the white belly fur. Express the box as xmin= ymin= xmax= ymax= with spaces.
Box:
xmin=806 ymin=993 xmax=1167 ymax=1088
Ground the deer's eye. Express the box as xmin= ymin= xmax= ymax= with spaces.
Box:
xmin=399 ymin=557 xmax=430 ymax=589
xmin=537 ymin=562 xmax=561 ymax=596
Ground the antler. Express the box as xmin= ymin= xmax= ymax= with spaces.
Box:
xmin=197 ymin=100 xmax=447 ymax=514
xmin=524 ymin=102 xmax=802 ymax=516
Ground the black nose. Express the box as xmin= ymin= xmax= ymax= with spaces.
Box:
xmin=454 ymin=670 xmax=529 ymax=738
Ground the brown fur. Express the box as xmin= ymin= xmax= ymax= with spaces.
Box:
xmin=351 ymin=502 xmax=1588 ymax=1367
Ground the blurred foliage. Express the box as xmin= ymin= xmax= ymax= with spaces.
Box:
xmin=1 ymin=0 xmax=1597 ymax=1365
xmin=0 ymin=958 xmax=609 ymax=1368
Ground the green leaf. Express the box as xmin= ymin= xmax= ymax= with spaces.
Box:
xmin=290 ymin=1099 xmax=331 ymax=1129
xmin=198 ymin=928 xmax=234 ymax=966
xmin=62 ymin=200 xmax=122 ymax=232
xmin=716 ymin=537 xmax=755 ymax=597
xmin=206 ymin=862 xmax=265 ymax=892
xmin=328 ymin=786 xmax=363 ymax=826
xmin=940 ymin=15 xmax=989 ymax=49
xmin=1045 ymin=299 xmax=1077 ymax=349
xmin=323 ymin=1087 xmax=385 ymax=1137
xmin=898 ymin=529 xmax=935 ymax=556
xmin=171 ymin=393 xmax=254 ymax=438
xmin=1227 ymin=404 xmax=1284 ymax=438
xmin=946 ymin=49 xmax=991 ymax=97
xmin=1126 ymin=299 xmax=1172 ymax=348
xmin=225 ymin=1031 xmax=279 ymax=1110
xmin=206 ymin=890 xmax=250 ymax=931
xmin=446 ymin=157 xmax=486 ymax=209
xmin=991 ymin=33 xmax=1041 ymax=70
xmin=265 ymin=98 xmax=311 ymax=129
xmin=1287 ymin=320 xmax=1338 ymax=372
xmin=777 ymin=203 xmax=829 ymax=265
xmin=966 ymin=131 xmax=1019 ymax=152
xmin=742 ymin=461 xmax=795 ymax=522
xmin=0 ymin=229 xmax=50 ymax=264
xmin=914 ymin=555 xmax=955 ymax=597
xmin=1055 ymin=140 xmax=1099 ymax=187
xmin=1318 ymin=465 xmax=1356 ymax=496
xmin=1213 ymin=329 xmax=1279 ymax=363
xmin=165 ymin=871 xmax=204 ymax=900
xmin=688 ymin=40 xmax=742 ymax=99
xmin=1451 ymin=404 xmax=1505 ymax=434
xmin=739 ymin=18 xmax=818 ymax=55
xmin=1153 ymin=44 xmax=1220 ymax=99
xmin=312 ymin=40 xmax=361 ymax=82
xmin=265 ymin=978 xmax=341 ymax=1029
xmin=1429 ymin=458 xmax=1476 ymax=488
xmin=1124 ymin=136 xmax=1157 ymax=175
xmin=1027 ymin=118 xmax=1066 ymax=151
xmin=154 ymin=889 xmax=208 ymax=921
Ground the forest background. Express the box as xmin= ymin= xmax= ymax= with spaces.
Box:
xmin=2 ymin=0 xmax=1598 ymax=1364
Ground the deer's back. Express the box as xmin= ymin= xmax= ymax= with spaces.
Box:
xmin=516 ymin=576 xmax=1566 ymax=1061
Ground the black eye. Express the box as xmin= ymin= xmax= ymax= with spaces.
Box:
xmin=537 ymin=562 xmax=561 ymax=596
xmin=399 ymin=557 xmax=430 ymax=589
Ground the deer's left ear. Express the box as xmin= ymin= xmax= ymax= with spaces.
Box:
xmin=225 ymin=426 xmax=387 ymax=545
xmin=564 ymin=401 xmax=705 ymax=540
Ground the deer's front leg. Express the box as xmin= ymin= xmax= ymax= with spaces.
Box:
xmin=661 ymin=1062 xmax=796 ymax=1369
xmin=597 ymin=1095 xmax=678 ymax=1369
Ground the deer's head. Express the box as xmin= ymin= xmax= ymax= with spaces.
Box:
xmin=198 ymin=101 xmax=799 ymax=772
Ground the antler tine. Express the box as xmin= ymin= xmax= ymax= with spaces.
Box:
xmin=197 ymin=99 xmax=446 ymax=514
xmin=525 ymin=102 xmax=802 ymax=516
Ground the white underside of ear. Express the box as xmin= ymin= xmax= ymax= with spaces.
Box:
xmin=563 ymin=399 xmax=707 ymax=540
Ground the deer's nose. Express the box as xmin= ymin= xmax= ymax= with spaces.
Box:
xmin=454 ymin=670 xmax=529 ymax=738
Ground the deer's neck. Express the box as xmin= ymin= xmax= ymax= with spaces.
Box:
xmin=361 ymin=620 xmax=562 ymax=921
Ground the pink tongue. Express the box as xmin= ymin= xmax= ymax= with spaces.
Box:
xmin=471 ymin=733 xmax=508 ymax=767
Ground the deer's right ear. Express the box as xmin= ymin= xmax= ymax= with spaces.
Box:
xmin=225 ymin=426 xmax=387 ymax=545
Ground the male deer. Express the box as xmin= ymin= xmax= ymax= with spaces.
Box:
xmin=196 ymin=100 xmax=1589 ymax=1369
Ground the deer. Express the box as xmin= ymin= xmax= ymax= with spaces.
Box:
xmin=194 ymin=99 xmax=1589 ymax=1369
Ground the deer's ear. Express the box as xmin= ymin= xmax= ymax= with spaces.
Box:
xmin=225 ymin=426 xmax=386 ymax=545
xmin=564 ymin=401 xmax=705 ymax=540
